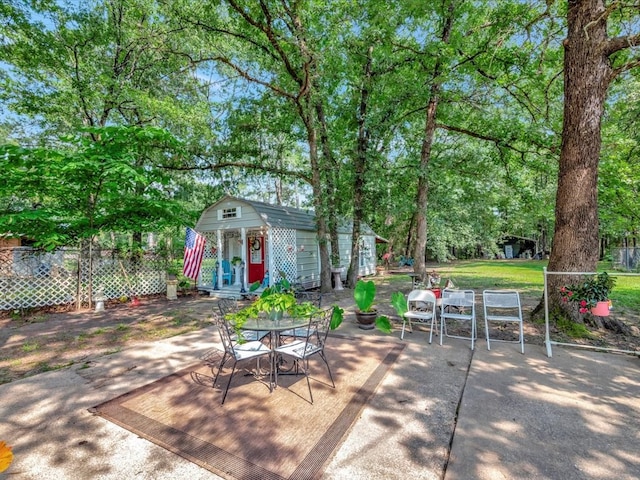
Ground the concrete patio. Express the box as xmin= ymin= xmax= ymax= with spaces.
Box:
xmin=1 ymin=310 xmax=639 ymax=479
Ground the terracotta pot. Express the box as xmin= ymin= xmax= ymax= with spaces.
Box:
xmin=590 ymin=301 xmax=610 ymax=316
xmin=355 ymin=310 xmax=377 ymax=330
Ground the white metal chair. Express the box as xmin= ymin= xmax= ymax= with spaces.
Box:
xmin=482 ymin=290 xmax=525 ymax=354
xmin=274 ymin=308 xmax=335 ymax=404
xmin=212 ymin=315 xmax=272 ymax=404
xmin=401 ymin=289 xmax=438 ymax=343
xmin=440 ymin=289 xmax=477 ymax=350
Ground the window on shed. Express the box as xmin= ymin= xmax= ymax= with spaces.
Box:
xmin=218 ymin=206 xmax=241 ymax=220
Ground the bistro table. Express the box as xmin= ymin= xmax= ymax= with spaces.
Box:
xmin=234 ymin=315 xmax=310 ymax=391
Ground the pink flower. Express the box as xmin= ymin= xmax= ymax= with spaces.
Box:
xmin=580 ymin=300 xmax=587 ymax=307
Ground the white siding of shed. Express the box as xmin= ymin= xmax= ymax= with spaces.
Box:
xmin=296 ymin=230 xmax=320 ymax=288
xmin=332 ymin=233 xmax=377 ymax=279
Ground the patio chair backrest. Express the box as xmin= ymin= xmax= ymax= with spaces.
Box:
xmin=441 ymin=289 xmax=475 ymax=309
xmin=483 ymin=290 xmax=521 ymax=309
xmin=222 ymin=259 xmax=231 ymax=274
xmin=297 ymin=308 xmax=332 ymax=355
xmin=407 ymin=289 xmax=437 ymax=311
xmin=213 ymin=313 xmax=236 ymax=357
xmin=295 ymin=291 xmax=322 ymax=308
xmin=218 ymin=298 xmax=238 ymax=316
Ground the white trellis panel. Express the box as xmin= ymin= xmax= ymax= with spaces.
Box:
xmin=199 ymin=232 xmax=220 ymax=287
xmin=271 ymin=228 xmax=297 ymax=284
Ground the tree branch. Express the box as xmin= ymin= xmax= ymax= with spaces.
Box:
xmin=214 ymin=56 xmax=297 ymax=100
xmin=435 ymin=122 xmax=556 ymax=157
xmin=160 ymin=158 xmax=313 ymax=184
xmin=611 ymin=55 xmax=640 ymax=80
xmin=605 ymin=32 xmax=640 ymax=56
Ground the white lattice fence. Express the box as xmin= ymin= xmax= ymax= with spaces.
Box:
xmin=271 ymin=228 xmax=297 ymax=283
xmin=0 ymin=275 xmax=77 ymax=310
xmin=0 ymin=247 xmax=167 ymax=311
xmin=88 ymin=257 xmax=166 ymax=301
xmin=199 ymin=233 xmax=219 ymax=287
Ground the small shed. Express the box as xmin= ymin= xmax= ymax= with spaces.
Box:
xmin=498 ymin=235 xmax=538 ymax=259
xmin=194 ymin=196 xmax=382 ymax=292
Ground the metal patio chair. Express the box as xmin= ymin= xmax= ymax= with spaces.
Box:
xmin=482 ymin=290 xmax=525 ymax=354
xmin=212 ymin=315 xmax=272 ymax=404
xmin=401 ymin=289 xmax=438 ymax=342
xmin=440 ymin=289 xmax=477 ymax=350
xmin=274 ymin=308 xmax=335 ymax=404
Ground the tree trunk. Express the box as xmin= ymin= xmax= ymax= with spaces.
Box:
xmin=347 ymin=45 xmax=374 ymax=288
xmin=314 ymin=102 xmax=341 ymax=276
xmin=544 ymin=1 xmax=610 ymax=321
xmin=414 ymin=2 xmax=454 ymax=279
xmin=303 ymin=102 xmax=333 ymax=293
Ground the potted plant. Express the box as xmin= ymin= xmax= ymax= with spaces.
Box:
xmin=559 ymin=272 xmax=616 ymax=316
xmin=231 ymin=256 xmax=243 ymax=266
xmin=353 ymin=279 xmax=392 ymax=332
xmin=232 ymin=275 xmax=313 ymax=323
xmin=166 ymin=263 xmax=181 ymax=281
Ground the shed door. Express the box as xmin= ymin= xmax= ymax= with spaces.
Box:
xmin=247 ymin=236 xmax=265 ymax=284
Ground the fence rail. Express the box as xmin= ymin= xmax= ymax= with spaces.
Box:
xmin=543 ymin=268 xmax=640 ymax=358
xmin=0 ymin=247 xmax=167 ymax=312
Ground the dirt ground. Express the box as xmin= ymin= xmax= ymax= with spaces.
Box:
xmin=1 ymin=273 xmax=639 ymax=385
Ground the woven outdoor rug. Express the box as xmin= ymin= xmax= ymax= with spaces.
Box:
xmin=91 ymin=334 xmax=405 ymax=480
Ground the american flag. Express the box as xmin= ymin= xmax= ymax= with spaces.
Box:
xmin=183 ymin=227 xmax=206 ymax=280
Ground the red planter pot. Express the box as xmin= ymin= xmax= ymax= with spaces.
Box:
xmin=590 ymin=301 xmax=610 ymax=316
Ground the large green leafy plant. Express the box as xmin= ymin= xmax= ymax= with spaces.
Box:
xmin=353 ymin=280 xmax=392 ymax=333
xmin=354 ymin=279 xmax=377 ymax=312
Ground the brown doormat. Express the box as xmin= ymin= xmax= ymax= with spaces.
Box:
xmin=91 ymin=334 xmax=405 ymax=480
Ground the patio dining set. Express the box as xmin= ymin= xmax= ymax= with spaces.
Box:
xmin=212 ymin=293 xmax=333 ymax=405
xmin=211 ymin=283 xmax=525 ymax=406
